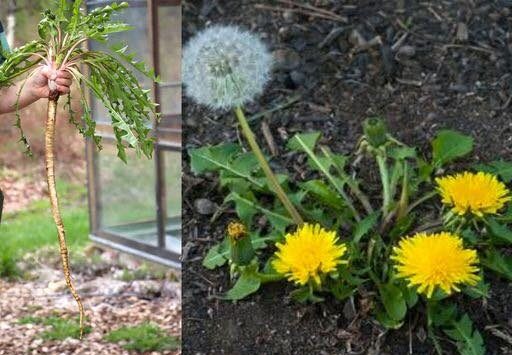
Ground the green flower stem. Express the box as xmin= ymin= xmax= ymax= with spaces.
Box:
xmin=376 ymin=154 xmax=392 ymax=216
xmin=234 ymin=106 xmax=304 ymax=225
xmin=257 ymin=272 xmax=284 ymax=284
xmin=426 ymin=299 xmax=443 ymax=355
xmin=396 ymin=162 xmax=409 ymax=220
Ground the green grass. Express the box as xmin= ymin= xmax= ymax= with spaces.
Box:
xmin=118 ymin=263 xmax=167 ymax=282
xmin=18 ymin=315 xmax=92 ymax=340
xmin=0 ymin=181 xmax=89 ymax=278
xmin=104 ymin=323 xmax=180 ymax=352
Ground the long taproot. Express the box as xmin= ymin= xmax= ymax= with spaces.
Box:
xmin=45 ymin=94 xmax=85 ymax=339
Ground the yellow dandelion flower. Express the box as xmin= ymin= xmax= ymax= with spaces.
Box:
xmin=272 ymin=223 xmax=347 ymax=286
xmin=436 ymin=171 xmax=510 ymax=217
xmin=392 ymin=232 xmax=480 ymax=298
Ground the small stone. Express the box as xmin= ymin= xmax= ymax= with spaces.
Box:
xmin=272 ymin=49 xmax=301 ymax=70
xmin=289 ymin=70 xmax=306 ymax=86
xmin=449 ymin=83 xmax=469 ymax=93
xmin=131 ymin=280 xmax=162 ymax=298
xmin=282 ymin=10 xmax=296 ymax=23
xmin=397 ymin=45 xmax=416 ymax=57
xmin=194 ymin=198 xmax=216 ymax=215
xmin=456 ymin=22 xmax=468 ymax=42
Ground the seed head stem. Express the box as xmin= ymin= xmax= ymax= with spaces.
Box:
xmin=234 ymin=106 xmax=303 ymax=225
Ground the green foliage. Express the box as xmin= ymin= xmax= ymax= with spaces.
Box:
xmin=378 ymin=282 xmax=407 ymax=323
xmin=431 ymin=130 xmax=474 ymax=168
xmin=190 ymin=115 xmax=510 ymax=355
xmin=485 ymin=218 xmax=512 ymax=244
xmin=222 ymin=264 xmax=262 ymax=301
xmin=0 ymin=247 xmax=21 ymax=280
xmin=202 ymin=239 xmax=229 ymax=270
xmin=0 ymin=182 xmax=88 ymax=280
xmin=104 ymin=323 xmax=180 ymax=352
xmin=119 ymin=264 xmax=167 ymax=282
xmin=475 ymin=160 xmax=512 ymax=182
xmin=352 ymin=212 xmax=380 ymax=244
xmin=19 ymin=316 xmax=92 ymax=340
xmin=0 ymin=0 xmax=158 ymax=160
xmin=444 ymin=315 xmax=486 ymax=355
xmin=481 ymin=249 xmax=512 ymax=280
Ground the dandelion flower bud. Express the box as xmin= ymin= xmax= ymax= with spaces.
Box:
xmin=183 ymin=25 xmax=272 ymax=110
xmin=227 ymin=221 xmax=254 ymax=266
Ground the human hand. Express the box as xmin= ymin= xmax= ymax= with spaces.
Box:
xmin=26 ymin=65 xmax=72 ymax=99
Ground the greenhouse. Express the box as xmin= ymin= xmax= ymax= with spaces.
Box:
xmin=85 ymin=0 xmax=182 ymax=267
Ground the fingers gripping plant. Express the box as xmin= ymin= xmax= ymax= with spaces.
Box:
xmin=0 ymin=1 xmax=158 ymax=338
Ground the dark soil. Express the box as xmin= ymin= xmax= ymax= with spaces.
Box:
xmin=182 ymin=1 xmax=512 ymax=354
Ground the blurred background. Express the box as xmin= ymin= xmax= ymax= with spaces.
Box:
xmin=0 ymin=1 xmax=182 ymax=354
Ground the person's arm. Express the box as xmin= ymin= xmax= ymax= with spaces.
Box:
xmin=0 ymin=66 xmax=72 ymax=114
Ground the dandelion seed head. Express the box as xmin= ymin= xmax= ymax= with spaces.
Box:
xmin=183 ymin=25 xmax=272 ymax=110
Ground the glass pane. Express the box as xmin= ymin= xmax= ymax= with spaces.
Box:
xmin=164 ymin=150 xmax=181 ymax=253
xmin=96 ymin=142 xmax=158 ymax=247
xmin=158 ymin=6 xmax=181 ymax=83
xmin=88 ymin=4 xmax=152 ymax=123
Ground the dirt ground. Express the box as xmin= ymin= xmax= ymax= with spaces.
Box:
xmin=182 ymin=1 xmax=512 ymax=354
xmin=0 ymin=247 xmax=182 ymax=355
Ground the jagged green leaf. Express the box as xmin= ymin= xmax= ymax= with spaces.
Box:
xmin=432 ymin=130 xmax=473 ymax=168
xmin=444 ymin=314 xmax=485 ymax=355
xmin=474 ymin=160 xmax=512 ymax=182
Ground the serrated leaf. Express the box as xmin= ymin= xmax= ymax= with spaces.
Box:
xmin=301 ymin=180 xmax=345 ymax=210
xmin=474 ymin=160 xmax=512 ymax=182
xmin=202 ymin=240 xmax=229 ymax=269
xmin=388 ymin=146 xmax=417 ymax=160
xmin=352 ymin=211 xmax=380 ymax=244
xmin=222 ymin=270 xmax=261 ymax=301
xmin=481 ymin=249 xmax=512 ymax=280
xmin=287 ymin=132 xmax=321 ymax=152
xmin=444 ymin=314 xmax=485 ymax=355
xmin=485 ymin=218 xmax=512 ymax=244
xmin=189 ymin=144 xmax=241 ymax=173
xmin=463 ymin=277 xmax=489 ymax=299
xmin=225 ymin=192 xmax=293 ymax=231
xmin=430 ymin=302 xmax=457 ymax=327
xmin=432 ymin=130 xmax=473 ymax=168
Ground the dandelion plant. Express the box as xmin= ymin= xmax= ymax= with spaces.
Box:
xmin=0 ymin=0 xmax=158 ymax=338
xmin=183 ymin=25 xmax=303 ymax=225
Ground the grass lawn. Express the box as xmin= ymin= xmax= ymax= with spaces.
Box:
xmin=0 ymin=181 xmax=89 ymax=277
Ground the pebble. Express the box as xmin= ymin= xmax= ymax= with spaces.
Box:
xmin=282 ymin=10 xmax=297 ymax=23
xmin=194 ymin=198 xmax=216 ymax=215
xmin=449 ymin=83 xmax=469 ymax=93
xmin=272 ymin=49 xmax=301 ymax=70
xmin=290 ymin=70 xmax=306 ymax=86
xmin=396 ymin=45 xmax=416 ymax=57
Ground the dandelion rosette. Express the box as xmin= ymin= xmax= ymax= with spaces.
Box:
xmin=272 ymin=224 xmax=347 ymax=286
xmin=392 ymin=232 xmax=480 ymax=298
xmin=436 ymin=171 xmax=510 ymax=217
xmin=182 ymin=25 xmax=272 ymax=110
